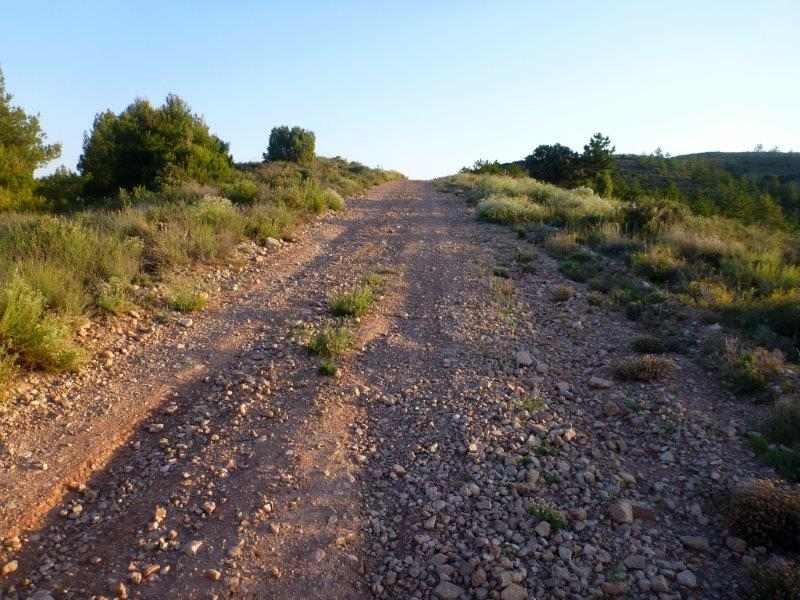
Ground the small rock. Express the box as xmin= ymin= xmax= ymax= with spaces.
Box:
xmin=676 ymin=570 xmax=697 ymax=588
xmin=205 ymin=569 xmax=222 ymax=581
xmin=601 ymin=582 xmax=628 ymax=596
xmin=184 ymin=540 xmax=203 ymax=556
xmin=589 ymin=376 xmax=613 ymax=389
xmin=650 ymin=575 xmax=669 ymax=593
xmin=608 ymin=500 xmax=633 ymax=524
xmin=2 ymin=560 xmax=18 ymax=576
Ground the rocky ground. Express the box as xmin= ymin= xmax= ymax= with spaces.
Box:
xmin=0 ymin=181 xmax=780 ymax=599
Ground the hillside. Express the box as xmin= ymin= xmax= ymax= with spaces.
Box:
xmin=675 ymin=151 xmax=800 ymax=181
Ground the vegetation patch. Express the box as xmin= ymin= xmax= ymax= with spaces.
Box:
xmin=613 ymin=354 xmax=675 ymax=382
xmin=329 ymin=285 xmax=375 ymax=318
xmin=527 ymin=502 xmax=566 ymax=531
xmin=725 ymin=479 xmax=800 ymax=550
xmin=307 ymin=324 xmax=354 ymax=359
xmin=720 ymin=338 xmax=784 ymax=394
xmin=551 ymin=285 xmax=574 ymax=302
xmin=318 ymin=360 xmax=339 ymax=377
xmin=167 ymin=283 xmax=209 ymax=313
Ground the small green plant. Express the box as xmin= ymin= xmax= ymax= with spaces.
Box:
xmin=329 ymin=286 xmax=374 ymax=317
xmin=552 ymin=285 xmax=574 ymax=302
xmin=362 ymin=272 xmax=385 ymax=287
xmin=318 ymin=360 xmax=338 ymax=377
xmin=477 ymin=194 xmax=545 ymax=224
xmin=749 ymin=435 xmax=800 ymax=482
xmin=543 ymin=472 xmax=561 ymax=485
xmin=96 ymin=278 xmax=133 ymax=315
xmin=307 ymin=325 xmax=354 ymax=358
xmin=613 ymin=354 xmax=674 ymax=382
xmin=518 ymin=394 xmax=545 ymax=413
xmin=527 ymin=502 xmax=566 ymax=531
xmin=167 ymin=285 xmax=209 ymax=313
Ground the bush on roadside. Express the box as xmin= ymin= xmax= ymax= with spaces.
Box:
xmin=744 ymin=563 xmax=800 ymax=600
xmin=614 ymin=354 xmax=674 ymax=382
xmin=726 ymin=479 xmax=800 ymax=550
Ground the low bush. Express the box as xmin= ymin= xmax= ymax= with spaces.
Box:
xmin=614 ymin=354 xmax=674 ymax=382
xmin=0 ymin=276 xmax=85 ymax=371
xmin=631 ymin=336 xmax=669 ymax=354
xmin=307 ymin=324 xmax=354 ymax=358
xmin=167 ymin=283 xmax=209 ymax=313
xmin=632 ymin=245 xmax=686 ymax=285
xmin=721 ymin=338 xmax=784 ymax=394
xmin=726 ymin=479 xmax=800 ymax=549
xmin=329 ymin=286 xmax=374 ymax=317
xmin=319 ymin=360 xmax=338 ymax=377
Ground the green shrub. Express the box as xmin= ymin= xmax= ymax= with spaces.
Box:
xmin=0 ymin=276 xmax=84 ymax=371
xmin=559 ymin=259 xmax=597 ymax=282
xmin=307 ymin=325 xmax=354 ymax=358
xmin=244 ymin=203 xmax=297 ymax=243
xmin=527 ymin=502 xmax=566 ymax=531
xmin=222 ymin=178 xmax=260 ymax=204
xmin=330 ymin=286 xmax=374 ymax=317
xmin=265 ymin=126 xmax=316 ymax=166
xmin=726 ymin=479 xmax=800 ymax=549
xmin=322 ymin=188 xmax=345 ymax=211
xmin=632 ymin=245 xmax=686 ymax=284
xmin=319 ymin=360 xmax=338 ymax=377
xmin=721 ymin=338 xmax=784 ymax=394
xmin=167 ymin=284 xmax=209 ymax=313
xmin=613 ymin=354 xmax=674 ymax=382
xmin=79 ymin=94 xmax=233 ymax=197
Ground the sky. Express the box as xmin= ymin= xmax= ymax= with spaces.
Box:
xmin=2 ymin=0 xmax=799 ymax=179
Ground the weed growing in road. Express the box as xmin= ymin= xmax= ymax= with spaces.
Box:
xmin=518 ymin=393 xmax=545 ymax=413
xmin=527 ymin=502 xmax=566 ymax=531
xmin=329 ymin=285 xmax=374 ymax=317
xmin=613 ymin=354 xmax=674 ymax=382
xmin=362 ymin=272 xmax=385 ymax=288
xmin=318 ymin=360 xmax=339 ymax=377
xmin=308 ymin=324 xmax=354 ymax=358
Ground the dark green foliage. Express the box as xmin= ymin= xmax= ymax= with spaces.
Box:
xmin=462 ymin=159 xmax=526 ymax=177
xmin=36 ymin=167 xmax=86 ymax=211
xmin=319 ymin=360 xmax=338 ymax=376
xmin=0 ymin=67 xmax=61 ymax=209
xmin=582 ymin=132 xmax=615 ymax=180
xmin=524 ymin=143 xmax=582 ymax=186
xmin=527 ymin=502 xmax=566 ymax=531
xmin=265 ymin=126 xmax=316 ymax=166
xmin=632 ymin=336 xmax=669 ymax=354
xmin=559 ymin=259 xmax=596 ymax=282
xmin=79 ymin=95 xmax=233 ymax=197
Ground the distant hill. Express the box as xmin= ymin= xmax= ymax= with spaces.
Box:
xmin=672 ymin=151 xmax=800 ymax=182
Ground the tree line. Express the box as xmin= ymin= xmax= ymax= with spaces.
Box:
xmin=0 ymin=66 xmax=318 ymax=212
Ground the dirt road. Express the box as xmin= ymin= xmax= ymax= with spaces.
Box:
xmin=0 ymin=181 xmax=769 ymax=599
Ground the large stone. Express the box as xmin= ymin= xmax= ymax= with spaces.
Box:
xmin=434 ymin=581 xmax=464 ymax=599
xmin=608 ymin=500 xmax=633 ymax=524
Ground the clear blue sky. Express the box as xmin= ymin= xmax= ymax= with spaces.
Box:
xmin=2 ymin=0 xmax=798 ymax=179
